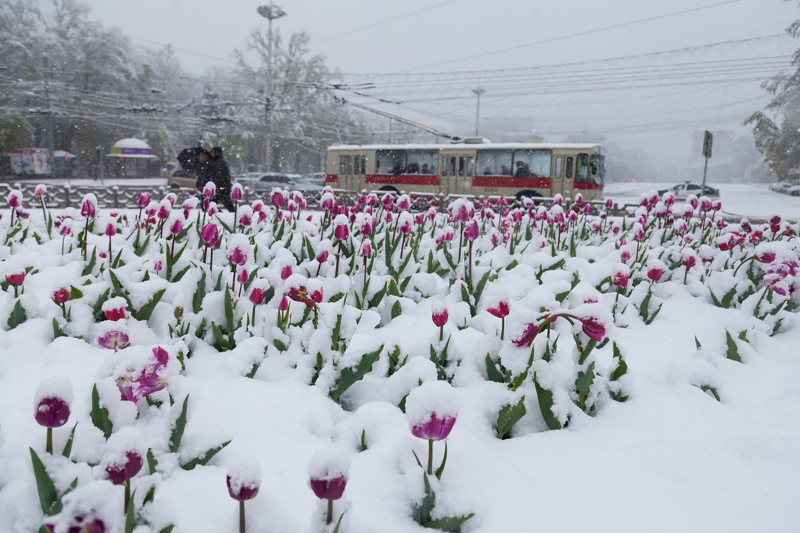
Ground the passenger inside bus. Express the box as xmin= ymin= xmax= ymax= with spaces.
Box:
xmin=421 ymin=163 xmax=430 ymax=174
xmin=514 ymin=161 xmax=532 ymax=177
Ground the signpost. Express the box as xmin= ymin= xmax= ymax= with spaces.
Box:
xmin=701 ymin=130 xmax=713 ymax=193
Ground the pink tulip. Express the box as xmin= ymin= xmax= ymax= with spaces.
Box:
xmin=97 ymin=330 xmax=129 ymax=351
xmin=105 ymin=451 xmax=143 ymax=486
xmin=281 ymin=265 xmax=293 ymax=280
xmin=228 ymin=247 xmax=247 ymax=266
xmin=512 ymin=322 xmax=538 ymax=347
xmin=200 ymin=223 xmax=219 ymax=248
xmin=581 ymin=317 xmax=605 ymax=342
xmin=231 ymin=183 xmax=244 ymax=202
xmin=169 ymin=219 xmax=184 ymax=235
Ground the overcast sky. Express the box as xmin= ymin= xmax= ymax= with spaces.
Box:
xmin=81 ymin=0 xmax=795 ymax=74
xmin=79 ymin=0 xmax=798 ymax=171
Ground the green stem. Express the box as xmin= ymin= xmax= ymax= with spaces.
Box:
xmin=46 ymin=427 xmax=52 ymax=454
xmin=427 ymin=438 xmax=434 ymax=475
xmin=500 ymin=316 xmax=505 ymax=341
xmin=326 ymin=499 xmax=333 ymax=525
xmin=240 ymin=500 xmax=246 ymax=533
xmin=124 ymin=480 xmax=130 ymax=515
xmin=439 ymin=325 xmax=443 ymax=343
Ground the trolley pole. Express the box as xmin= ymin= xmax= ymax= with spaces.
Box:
xmin=257 ymin=3 xmax=286 ymax=172
xmin=472 ymin=88 xmax=486 ymax=137
xmin=701 ymin=130 xmax=713 ymax=192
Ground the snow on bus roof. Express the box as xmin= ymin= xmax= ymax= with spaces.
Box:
xmin=329 ymin=142 xmax=603 ymax=151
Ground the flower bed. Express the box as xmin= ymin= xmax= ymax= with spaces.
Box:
xmin=1 ymin=186 xmax=799 ymax=532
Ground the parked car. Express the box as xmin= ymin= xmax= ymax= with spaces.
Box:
xmin=785 ymin=181 xmax=800 ymax=196
xmin=657 ymin=182 xmax=719 ymax=200
xmin=237 ymin=172 xmax=296 ymax=191
xmin=293 ymin=172 xmax=325 ymax=191
xmin=167 ymin=169 xmax=196 ymax=189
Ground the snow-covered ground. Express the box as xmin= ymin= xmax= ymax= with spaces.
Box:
xmin=605 ymin=181 xmax=800 ymax=222
xmin=0 ymin=187 xmax=798 ymax=533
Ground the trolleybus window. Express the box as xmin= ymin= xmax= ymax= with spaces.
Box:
xmin=441 ymin=156 xmax=449 ymax=176
xmin=339 ymin=156 xmax=348 ymax=175
xmin=467 ymin=156 xmax=474 ymax=176
xmin=376 ymin=150 xmax=405 ymax=175
xmin=512 ymin=149 xmax=551 ymax=178
xmin=566 ymin=157 xmax=573 ymax=179
xmin=407 ymin=150 xmax=437 ymax=175
xmin=555 ymin=156 xmax=563 ymax=178
xmin=576 ymin=154 xmax=589 ymax=183
xmin=476 ymin=149 xmax=512 ymax=176
xmin=359 ymin=155 xmax=367 ymax=174
xmin=346 ymin=156 xmax=353 ymax=175
xmin=589 ymin=154 xmax=604 ymax=185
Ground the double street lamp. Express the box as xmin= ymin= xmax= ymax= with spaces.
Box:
xmin=257 ymin=4 xmax=287 ymax=172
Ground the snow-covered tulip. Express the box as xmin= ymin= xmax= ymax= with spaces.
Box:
xmin=97 ymin=329 xmax=129 ymax=351
xmin=202 ymin=181 xmax=216 ymax=201
xmin=288 ymin=285 xmax=316 ymax=308
xmin=102 ymin=298 xmax=127 ymax=321
xmin=249 ymin=285 xmax=267 ymax=305
xmin=486 ymin=299 xmax=510 ymax=340
xmin=231 ymin=183 xmax=244 ymax=202
xmin=431 ymin=302 xmax=448 ymax=341
xmin=5 ymin=271 xmax=25 ymax=297
xmin=271 ymin=189 xmax=286 ymax=208
xmin=248 ymin=280 xmax=270 ymax=327
xmin=227 ymin=456 xmax=261 ymax=533
xmin=611 ymin=263 xmax=630 ymax=303
xmin=52 ymin=287 xmax=70 ymax=318
xmin=43 ymin=483 xmax=109 ymax=533
xmin=281 ymin=264 xmax=293 ymax=280
xmin=580 ymin=317 xmax=606 ymax=342
xmin=682 ymin=253 xmax=697 ymax=284
xmin=80 ymin=195 xmax=96 ymax=218
xmin=34 ymin=377 xmax=72 ymax=453
xmin=406 ymin=381 xmax=458 ymax=476
xmin=308 ymin=446 xmax=351 ymax=525
xmin=6 ymin=189 xmax=21 ymax=226
xmin=228 ymin=245 xmax=247 ymax=266
xmin=512 ymin=321 xmax=539 ymax=348
xmin=646 ymin=260 xmax=665 ymax=282
xmin=103 ymin=447 xmax=143 ymax=514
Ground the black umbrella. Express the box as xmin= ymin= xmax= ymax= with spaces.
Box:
xmin=177 ymin=147 xmax=208 ymax=172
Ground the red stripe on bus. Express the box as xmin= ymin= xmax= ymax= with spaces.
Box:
xmin=574 ymin=182 xmax=603 ymax=190
xmin=472 ymin=176 xmax=551 ymax=189
xmin=365 ymin=174 xmax=440 ymax=186
xmin=325 ymin=174 xmax=338 ymax=183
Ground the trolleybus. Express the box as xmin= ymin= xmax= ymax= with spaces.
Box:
xmin=325 ymin=142 xmax=605 ymax=201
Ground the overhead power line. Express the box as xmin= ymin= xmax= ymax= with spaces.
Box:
xmin=311 ymin=0 xmax=461 ymax=45
xmin=392 ymin=0 xmax=745 ymax=73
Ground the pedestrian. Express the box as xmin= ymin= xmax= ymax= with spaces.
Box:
xmin=194 ymin=147 xmax=213 ymax=191
xmin=209 ymin=146 xmax=235 ymax=212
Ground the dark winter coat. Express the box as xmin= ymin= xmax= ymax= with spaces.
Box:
xmin=208 ymin=155 xmax=234 ymax=211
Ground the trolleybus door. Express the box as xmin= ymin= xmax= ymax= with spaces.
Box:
xmin=440 ymin=153 xmax=473 ymax=196
xmin=558 ymin=155 xmax=574 ymax=199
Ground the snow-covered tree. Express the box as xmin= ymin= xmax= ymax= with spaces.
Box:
xmin=746 ymin=1 xmax=800 ymax=181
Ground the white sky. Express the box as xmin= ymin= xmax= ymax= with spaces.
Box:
xmin=81 ymin=0 xmax=796 ymax=74
xmin=79 ymin=0 xmax=799 ymax=171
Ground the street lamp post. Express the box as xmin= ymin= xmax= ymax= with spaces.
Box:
xmin=257 ymin=3 xmax=287 ymax=172
xmin=472 ymin=88 xmax=486 ymax=137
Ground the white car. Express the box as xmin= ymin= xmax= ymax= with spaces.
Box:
xmin=658 ymin=182 xmax=720 ymax=200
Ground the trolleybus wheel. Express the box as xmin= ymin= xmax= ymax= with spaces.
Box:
xmin=515 ymin=190 xmax=542 ymax=202
xmin=378 ymin=186 xmax=399 ymax=194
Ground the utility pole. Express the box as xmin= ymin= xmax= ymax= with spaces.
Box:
xmin=472 ymin=88 xmax=486 ymax=137
xmin=257 ymin=3 xmax=286 ymax=172
xmin=43 ymin=55 xmax=55 ymax=162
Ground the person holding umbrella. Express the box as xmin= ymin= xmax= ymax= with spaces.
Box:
xmin=209 ymin=146 xmax=235 ymax=212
